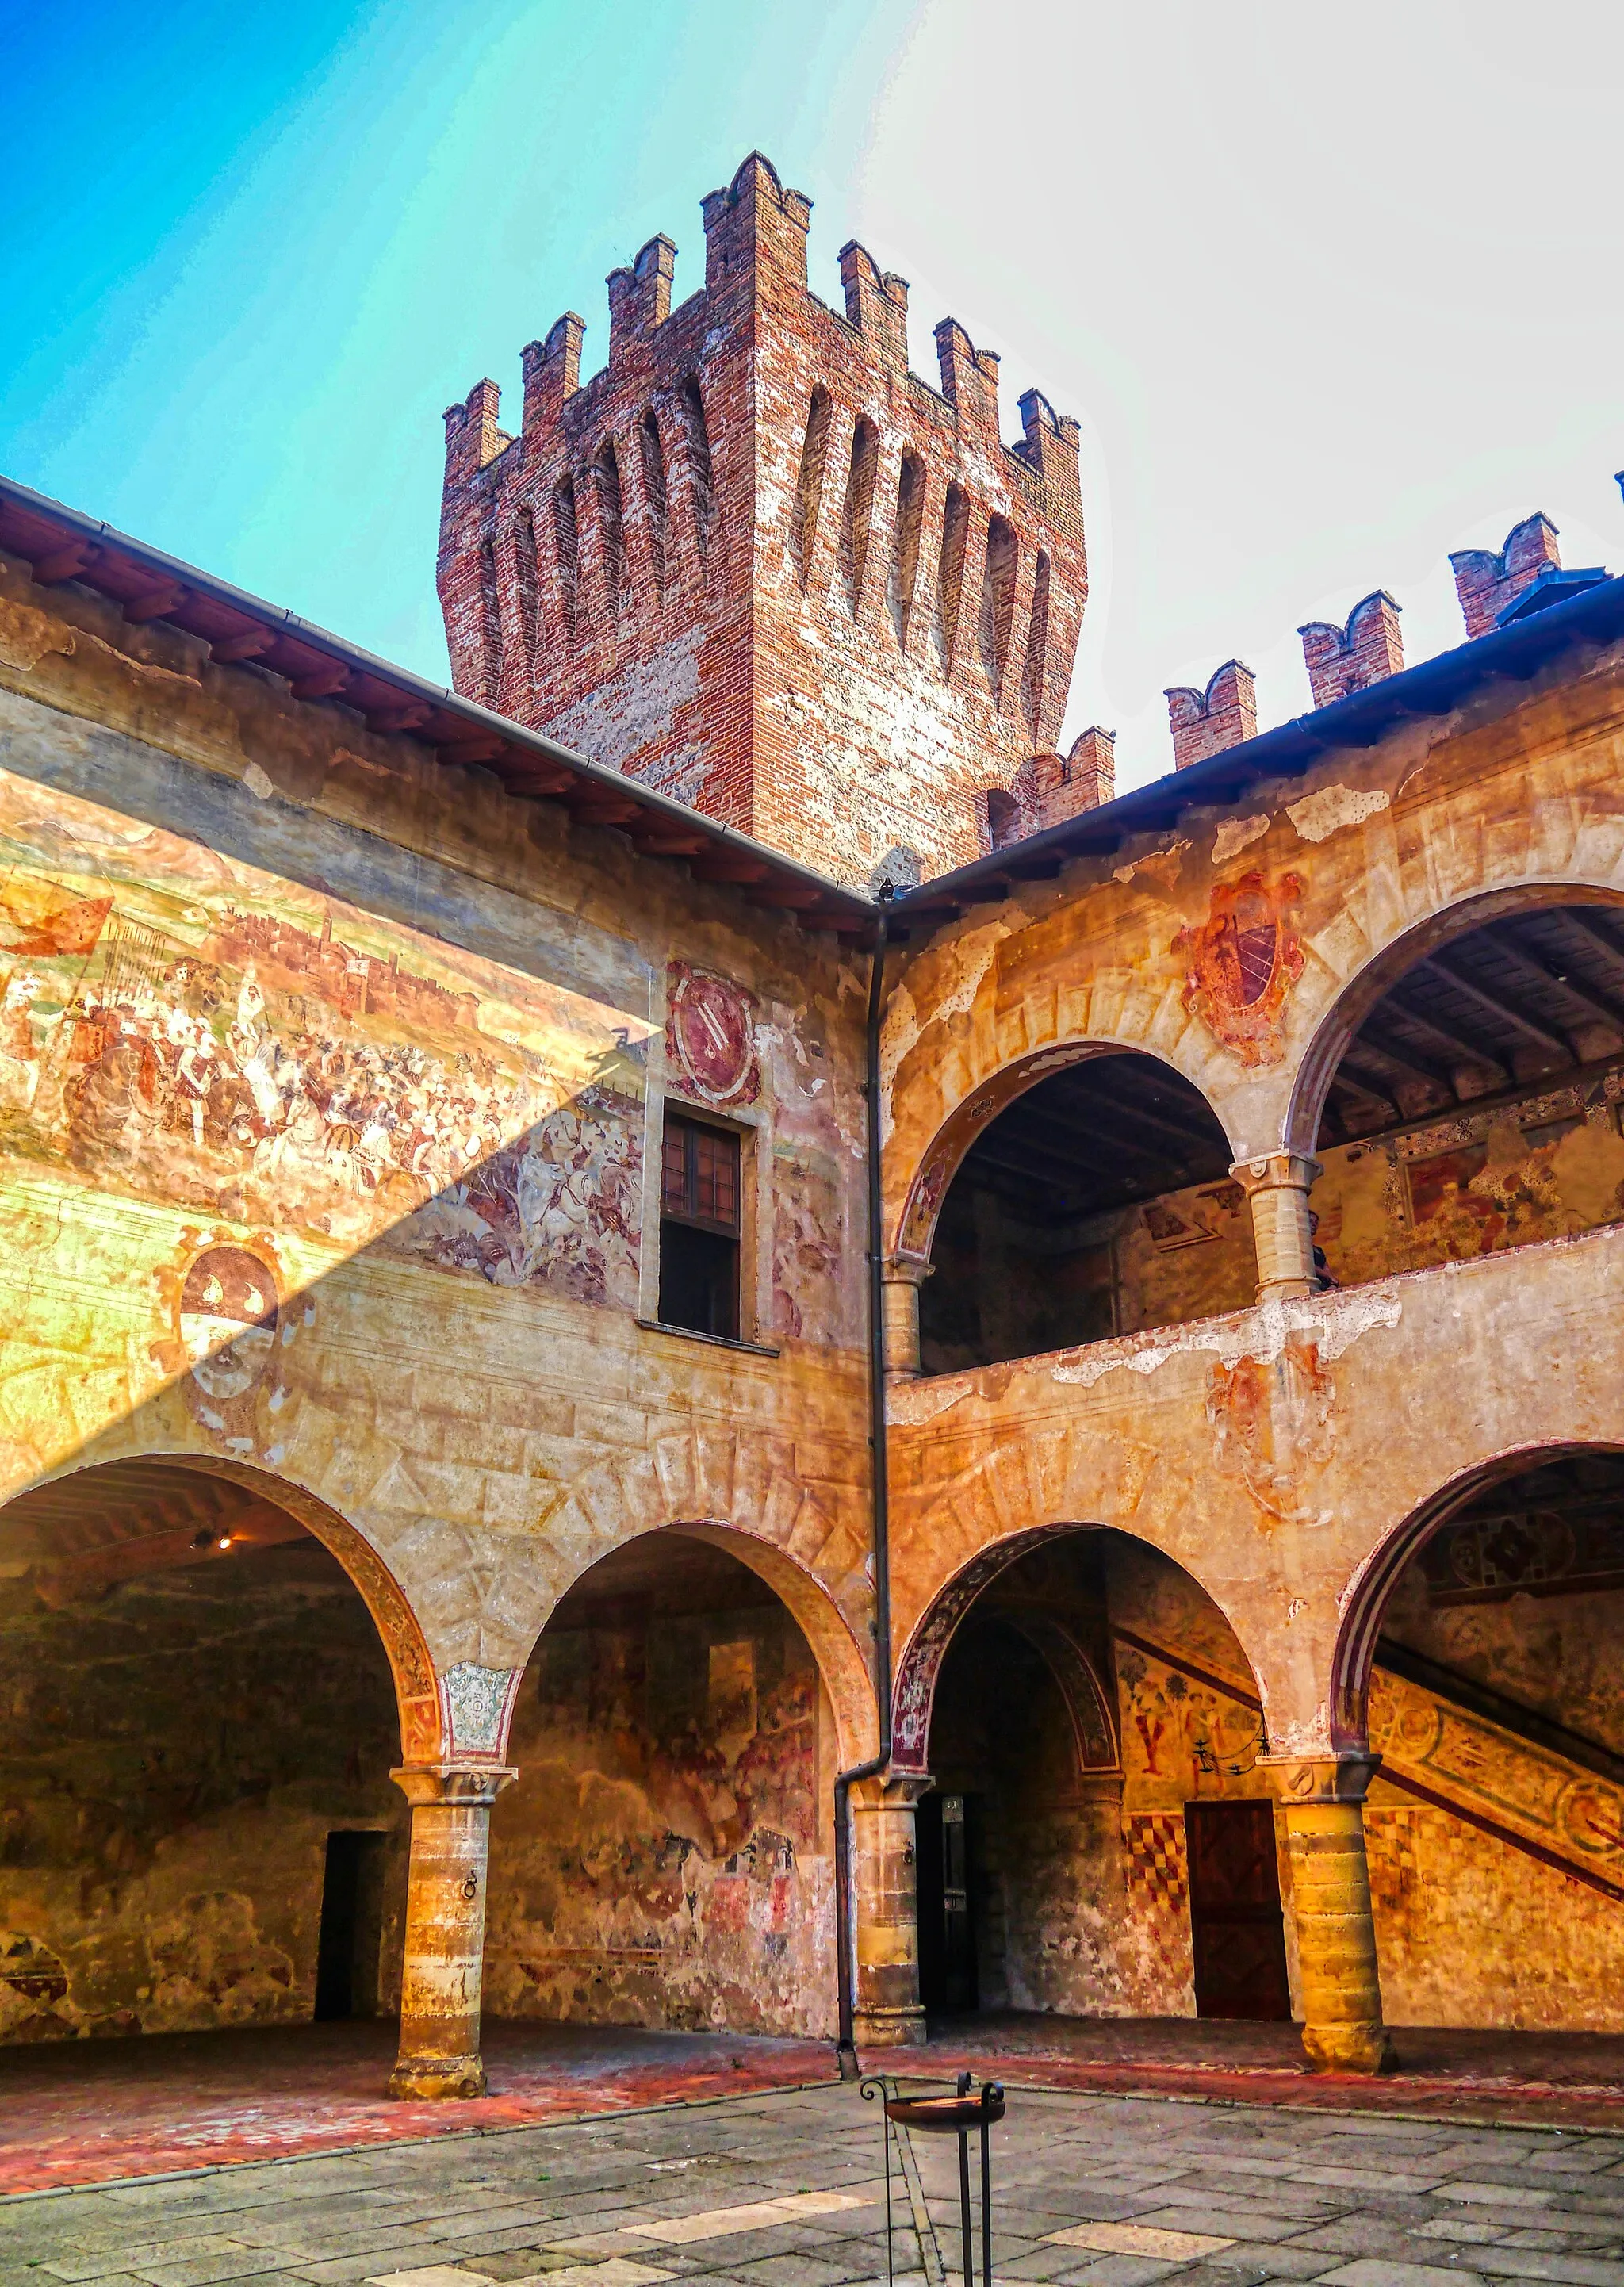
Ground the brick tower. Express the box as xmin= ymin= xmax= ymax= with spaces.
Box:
xmin=438 ymin=154 xmax=1090 ymax=886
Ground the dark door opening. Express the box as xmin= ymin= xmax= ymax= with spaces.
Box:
xmin=314 ymin=1829 xmax=386 ymax=2021
xmin=916 ymin=1791 xmax=979 ymax=2013
xmin=1185 ymin=1800 xmax=1292 ymax=2021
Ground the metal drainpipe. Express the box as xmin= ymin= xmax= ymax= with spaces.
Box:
xmin=834 ymin=906 xmax=893 ymax=2080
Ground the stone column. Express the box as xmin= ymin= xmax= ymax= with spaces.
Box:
xmin=851 ymin=1774 xmax=928 ymax=2047
xmin=880 ymin=1252 xmax=934 ymax=1384
xmin=1232 ymin=1152 xmax=1322 ymax=1301
xmin=388 ymin=1763 xmax=516 ymax=2100
xmin=1265 ymin=1753 xmax=1394 ymax=2074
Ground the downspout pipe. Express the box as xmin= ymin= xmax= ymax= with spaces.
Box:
xmin=834 ymin=907 xmax=893 ymax=2079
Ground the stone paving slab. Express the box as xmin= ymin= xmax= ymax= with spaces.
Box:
xmin=8 ymin=2081 xmax=1624 ymax=2287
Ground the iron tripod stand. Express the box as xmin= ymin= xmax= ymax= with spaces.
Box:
xmin=861 ymin=2071 xmax=1006 ymax=2285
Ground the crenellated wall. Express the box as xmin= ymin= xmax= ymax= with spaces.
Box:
xmin=437 ymin=154 xmax=1090 ymax=887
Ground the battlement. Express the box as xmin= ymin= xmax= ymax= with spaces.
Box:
xmin=1166 ymin=661 xmax=1257 ymax=770
xmin=1450 ymin=514 xmax=1561 ymax=638
xmin=436 ymin=150 xmax=1090 ymax=884
xmin=1299 ymin=591 xmax=1404 ymax=708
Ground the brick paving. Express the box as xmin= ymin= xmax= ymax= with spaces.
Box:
xmin=9 ymin=2080 xmax=1624 ymax=2287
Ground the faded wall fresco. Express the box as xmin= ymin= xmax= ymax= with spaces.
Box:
xmin=921 ymin=1530 xmax=1624 ymax=2037
xmin=0 ymin=770 xmax=650 ymax=1307
xmin=484 ymin=1546 xmax=837 ymax=2037
xmin=1312 ymin=1068 xmax=1624 ymax=1290
xmin=0 ymin=1538 xmax=405 ymax=2045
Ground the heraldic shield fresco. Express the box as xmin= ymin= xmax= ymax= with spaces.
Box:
xmin=0 ymin=770 xmax=650 ymax=1306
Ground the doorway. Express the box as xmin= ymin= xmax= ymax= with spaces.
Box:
xmin=314 ymin=1830 xmax=386 ymax=2021
xmin=1185 ymin=1801 xmax=1291 ymax=2021
xmin=916 ymin=1791 xmax=978 ymax=2013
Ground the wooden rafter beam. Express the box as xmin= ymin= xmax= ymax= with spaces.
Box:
xmin=1422 ymin=949 xmax=1576 ymax=1062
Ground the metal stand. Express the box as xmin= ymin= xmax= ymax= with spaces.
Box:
xmin=862 ymin=2071 xmax=1005 ymax=2285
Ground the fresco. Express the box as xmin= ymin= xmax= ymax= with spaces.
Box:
xmin=0 ymin=772 xmax=650 ymax=1305
xmin=1311 ymin=1075 xmax=1624 ymax=1289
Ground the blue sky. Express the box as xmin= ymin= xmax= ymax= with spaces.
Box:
xmin=6 ymin=2 xmax=1624 ymax=791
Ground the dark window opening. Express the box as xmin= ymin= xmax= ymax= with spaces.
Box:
xmin=659 ymin=1113 xmax=741 ymax=1339
xmin=680 ymin=377 xmax=717 ymax=563
xmin=314 ymin=1829 xmax=385 ymax=2021
xmin=1311 ymin=900 xmax=1624 ymax=1293
xmin=919 ymin=1049 xmax=1244 ymax=1374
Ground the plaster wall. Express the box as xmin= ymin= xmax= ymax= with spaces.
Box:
xmin=0 ymin=1540 xmax=406 ymax=2044
xmin=0 ymin=551 xmax=879 ymax=2048
xmin=485 ymin=1549 xmax=837 ymax=2036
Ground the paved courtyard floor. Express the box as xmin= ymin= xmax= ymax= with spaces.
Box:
xmin=9 ymin=2020 xmax=1624 ymax=2200
xmin=7 ymin=2077 xmax=1624 ymax=2287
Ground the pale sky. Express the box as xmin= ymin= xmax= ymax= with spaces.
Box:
xmin=5 ymin=0 xmax=1622 ymax=795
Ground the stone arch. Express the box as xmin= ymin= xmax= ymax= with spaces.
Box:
xmin=1285 ymin=879 xmax=1624 ymax=1158
xmin=512 ymin=1511 xmax=879 ymax=1774
xmin=892 ymin=1036 xmax=1236 ymax=1259
xmin=892 ymin=1519 xmax=1259 ymax=1776
xmin=1327 ymin=1439 xmax=1624 ymax=1751
xmin=17 ymin=1450 xmax=443 ymax=1764
xmin=1001 ymin=1611 xmax=1120 ymax=1776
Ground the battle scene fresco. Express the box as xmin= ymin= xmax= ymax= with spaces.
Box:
xmin=0 ymin=770 xmax=651 ymax=1307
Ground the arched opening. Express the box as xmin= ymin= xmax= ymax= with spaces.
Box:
xmin=888 ymin=448 xmax=924 ymax=645
xmin=978 ymin=514 xmax=1017 ymax=703
xmin=1303 ymin=895 xmax=1624 ymax=1291
xmin=839 ymin=416 xmax=879 ymax=614
xmin=592 ymin=440 xmax=625 ymax=620
xmin=484 ymin=1527 xmax=852 ymax=2040
xmin=906 ymin=1529 xmax=1287 ymax=2032
xmin=0 ymin=1461 xmax=409 ymax=2048
xmin=1335 ymin=1446 xmax=1624 ymax=2033
xmin=637 ymin=408 xmax=668 ymax=599
xmin=917 ymin=1050 xmax=1247 ymax=1374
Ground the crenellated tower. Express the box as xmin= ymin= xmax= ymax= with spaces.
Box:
xmin=437 ymin=153 xmax=1091 ymax=886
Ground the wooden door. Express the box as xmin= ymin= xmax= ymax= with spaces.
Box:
xmin=1184 ymin=1800 xmax=1292 ymax=2021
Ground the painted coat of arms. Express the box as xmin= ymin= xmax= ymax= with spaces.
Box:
xmin=1175 ymin=872 xmax=1304 ymax=1067
xmin=665 ymin=962 xmax=760 ymax=1107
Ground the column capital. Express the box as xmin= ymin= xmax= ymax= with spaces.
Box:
xmin=883 ymin=1250 xmax=936 ymax=1289
xmin=391 ymin=1763 xmax=518 ymax=1809
xmin=1229 ymin=1151 xmax=1322 ymax=1196
xmin=1261 ymin=1750 xmax=1381 ymax=1806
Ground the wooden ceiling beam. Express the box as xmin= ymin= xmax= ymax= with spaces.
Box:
xmin=1422 ymin=949 xmax=1576 ymax=1062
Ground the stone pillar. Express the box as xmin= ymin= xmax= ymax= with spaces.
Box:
xmin=388 ymin=1763 xmax=516 ymax=2100
xmin=1232 ymin=1152 xmax=1322 ymax=1301
xmin=851 ymin=1774 xmax=928 ymax=2046
xmin=1266 ymin=1753 xmax=1394 ymax=2074
xmin=879 ymin=1252 xmax=934 ymax=1383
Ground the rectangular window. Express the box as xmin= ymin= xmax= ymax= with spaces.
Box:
xmin=658 ymin=1112 xmax=741 ymax=1339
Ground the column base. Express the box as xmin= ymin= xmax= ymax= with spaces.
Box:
xmin=1301 ymin=2021 xmax=1397 ymax=2075
xmin=853 ymin=2002 xmax=927 ymax=2049
xmin=387 ymin=2051 xmax=488 ymax=2100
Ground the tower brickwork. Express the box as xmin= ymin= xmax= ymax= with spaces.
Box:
xmin=438 ymin=155 xmax=1090 ymax=885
